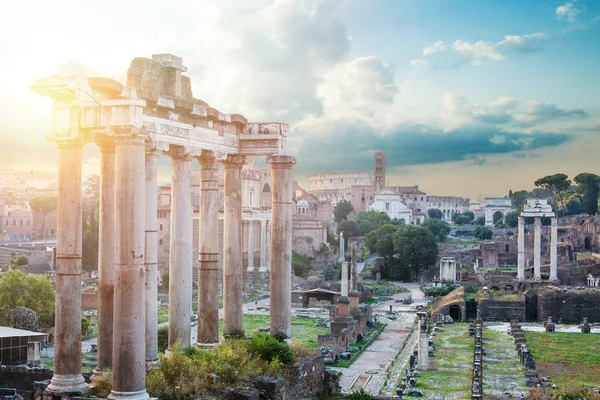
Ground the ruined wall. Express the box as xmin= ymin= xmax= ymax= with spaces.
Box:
xmin=479 ymin=298 xmax=526 ymax=322
xmin=0 ymin=366 xmax=53 ymax=400
xmin=537 ymin=289 xmax=600 ymax=323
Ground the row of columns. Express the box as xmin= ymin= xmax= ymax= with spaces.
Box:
xmin=517 ymin=216 xmax=558 ymax=282
xmin=48 ymin=130 xmax=296 ymax=399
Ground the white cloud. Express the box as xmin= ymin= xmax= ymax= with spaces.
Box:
xmin=423 ymin=41 xmax=446 ymax=56
xmin=452 ymin=40 xmax=504 ymax=61
xmin=410 ymin=59 xmax=428 ymax=68
xmin=451 ymin=32 xmax=547 ymax=65
xmin=556 ymin=2 xmax=581 ymax=22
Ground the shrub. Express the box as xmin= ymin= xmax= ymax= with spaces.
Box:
xmin=422 ymin=283 xmax=458 ymax=297
xmin=9 ymin=307 xmax=38 ymax=331
xmin=157 ymin=326 xmax=169 ymax=353
xmin=290 ymin=339 xmax=315 ymax=362
xmin=346 ymin=388 xmax=374 ymax=399
xmin=245 ymin=333 xmax=293 ymax=365
xmin=89 ymin=374 xmax=112 ymax=398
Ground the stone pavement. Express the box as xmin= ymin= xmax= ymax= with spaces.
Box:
xmin=381 ymin=324 xmax=418 ymax=396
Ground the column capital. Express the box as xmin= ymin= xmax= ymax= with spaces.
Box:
xmin=223 ymin=154 xmax=246 ymax=167
xmin=168 ymin=145 xmax=194 ymax=161
xmin=197 ymin=150 xmax=216 ymax=166
xmin=266 ymin=155 xmax=296 ymax=167
xmin=97 ymin=136 xmax=116 ymax=153
xmin=55 ymin=137 xmax=87 ymax=149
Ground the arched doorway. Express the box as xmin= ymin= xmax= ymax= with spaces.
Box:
xmin=584 ymin=236 xmax=592 ymax=251
xmin=449 ymin=305 xmax=462 ymax=321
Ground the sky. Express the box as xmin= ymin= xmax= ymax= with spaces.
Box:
xmin=1 ymin=0 xmax=599 ymax=198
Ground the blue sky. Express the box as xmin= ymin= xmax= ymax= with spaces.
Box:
xmin=0 ymin=0 xmax=598 ymax=198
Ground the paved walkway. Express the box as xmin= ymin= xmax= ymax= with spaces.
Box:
xmin=332 ymin=282 xmax=425 ymax=395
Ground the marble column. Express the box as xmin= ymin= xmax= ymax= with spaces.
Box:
xmin=534 ymin=217 xmax=541 ymax=280
xmin=144 ymin=149 xmax=161 ymax=367
xmin=93 ymin=139 xmax=115 ymax=382
xmin=223 ymin=155 xmax=246 ymax=336
xmin=550 ymin=217 xmax=558 ymax=281
xmin=417 ymin=311 xmax=429 ymax=370
xmin=266 ymin=220 xmax=271 ymax=271
xmin=341 ymin=262 xmax=349 ymax=296
xmin=247 ymin=220 xmax=255 ymax=272
xmin=267 ymin=155 xmax=296 ymax=339
xmin=517 ymin=216 xmax=525 ymax=281
xmin=47 ymin=139 xmax=88 ymax=395
xmin=110 ymin=131 xmax=149 ymax=400
xmin=259 ymin=220 xmax=267 ymax=272
xmin=168 ymin=149 xmax=193 ymax=348
xmin=197 ymin=151 xmax=220 ymax=344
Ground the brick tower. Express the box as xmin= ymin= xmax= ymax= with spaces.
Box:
xmin=374 ymin=151 xmax=386 ymax=190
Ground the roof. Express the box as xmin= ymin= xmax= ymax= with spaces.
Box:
xmin=0 ymin=326 xmax=48 ymax=339
xmin=292 ymin=288 xmax=338 ymax=295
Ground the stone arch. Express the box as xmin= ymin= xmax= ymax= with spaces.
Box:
xmin=449 ymin=305 xmax=462 ymax=321
xmin=262 ymin=183 xmax=271 ymax=192
xmin=493 ymin=210 xmax=504 ymax=224
xmin=585 ymin=236 xmax=592 ymax=251
xmin=399 ymin=218 xmax=406 ymax=225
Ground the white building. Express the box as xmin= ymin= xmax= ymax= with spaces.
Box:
xmin=484 ymin=197 xmax=512 ymax=226
xmin=428 ymin=195 xmax=470 ymax=222
xmin=368 ymin=188 xmax=414 ymax=224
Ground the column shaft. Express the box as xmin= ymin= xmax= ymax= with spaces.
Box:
xmin=248 ymin=220 xmax=255 ymax=271
xmin=259 ymin=220 xmax=267 ymax=272
xmin=517 ymin=216 xmax=525 ymax=281
xmin=550 ymin=217 xmax=558 ymax=281
xmin=223 ymin=155 xmax=245 ymax=336
xmin=168 ymin=152 xmax=193 ymax=347
xmin=145 ymin=151 xmax=160 ymax=366
xmin=111 ymin=134 xmax=148 ymax=399
xmin=534 ymin=217 xmax=541 ymax=280
xmin=267 ymin=155 xmax=296 ymax=339
xmin=94 ymin=141 xmax=115 ymax=380
xmin=197 ymin=151 xmax=219 ymax=344
xmin=48 ymin=141 xmax=88 ymax=394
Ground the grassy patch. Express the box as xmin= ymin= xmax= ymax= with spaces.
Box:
xmin=525 ymin=331 xmax=600 ymax=390
xmin=331 ymin=322 xmax=386 ymax=368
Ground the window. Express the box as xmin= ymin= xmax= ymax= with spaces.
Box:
xmin=27 ymin=220 xmax=30 ymax=226
xmin=160 ymin=224 xmax=163 ymax=231
xmin=421 ymin=197 xmax=423 ymax=201
xmin=159 ymin=239 xmax=163 ymax=246
xmin=20 ymin=220 xmax=23 ymax=226
xmin=13 ymin=220 xmax=15 ymax=226
xmin=385 ymin=202 xmax=390 ymax=211
xmin=505 ymin=244 xmax=510 ymax=252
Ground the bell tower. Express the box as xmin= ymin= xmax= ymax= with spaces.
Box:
xmin=373 ymin=151 xmax=386 ymax=190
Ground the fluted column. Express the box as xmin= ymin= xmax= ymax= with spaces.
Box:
xmin=110 ymin=130 xmax=149 ymax=400
xmin=47 ymin=139 xmax=88 ymax=395
xmin=197 ymin=151 xmax=220 ymax=344
xmin=223 ymin=155 xmax=246 ymax=336
xmin=266 ymin=220 xmax=271 ymax=271
xmin=534 ymin=217 xmax=541 ymax=280
xmin=550 ymin=217 xmax=558 ymax=281
xmin=267 ymin=155 xmax=296 ymax=339
xmin=145 ymin=149 xmax=161 ymax=367
xmin=247 ymin=220 xmax=255 ymax=272
xmin=259 ymin=220 xmax=267 ymax=272
xmin=168 ymin=148 xmax=193 ymax=348
xmin=93 ymin=138 xmax=116 ymax=382
xmin=517 ymin=216 xmax=525 ymax=281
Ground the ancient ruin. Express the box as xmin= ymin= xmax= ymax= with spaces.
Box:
xmin=30 ymin=54 xmax=296 ymax=399
xmin=518 ymin=199 xmax=558 ymax=281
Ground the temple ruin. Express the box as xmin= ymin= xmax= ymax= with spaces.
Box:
xmin=30 ymin=54 xmax=296 ymax=400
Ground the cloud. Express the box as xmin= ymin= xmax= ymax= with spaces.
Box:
xmin=556 ymin=2 xmax=581 ymax=22
xmin=410 ymin=59 xmax=428 ymax=68
xmin=497 ymin=33 xmax=549 ymax=53
xmin=516 ymin=102 xmax=588 ymax=125
xmin=453 ymin=40 xmax=504 ymax=61
xmin=423 ymin=41 xmax=446 ymax=56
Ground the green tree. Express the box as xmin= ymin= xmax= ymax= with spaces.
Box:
xmin=29 ymin=195 xmax=57 ymax=238
xmin=333 ymin=199 xmax=354 ymax=223
xmin=493 ymin=211 xmax=504 ymax=224
xmin=82 ymin=317 xmax=90 ymax=337
xmin=160 ymin=270 xmax=169 ymax=289
xmin=0 ymin=269 xmax=55 ymax=326
xmin=422 ymin=218 xmax=450 ymax=242
xmin=503 ymin=210 xmax=519 ymax=228
xmin=564 ymin=195 xmax=584 ymax=215
xmin=427 ymin=208 xmax=443 ymax=219
xmin=574 ymin=173 xmax=600 ymax=215
xmin=454 ymin=215 xmax=471 ymax=225
xmin=10 ymin=254 xmax=29 ymax=269
xmin=510 ymin=190 xmax=529 ymax=210
xmin=462 ymin=211 xmax=475 ymax=221
xmin=356 ymin=210 xmax=391 ymax=236
xmin=338 ymin=219 xmax=360 ymax=241
xmin=534 ymin=174 xmax=571 ymax=217
xmin=474 ymin=216 xmax=485 ymax=226
xmin=9 ymin=307 xmax=38 ymax=332
xmin=474 ymin=226 xmax=493 ymax=240
xmin=292 ymin=251 xmax=312 ymax=278
xmin=393 ymin=226 xmax=438 ymax=278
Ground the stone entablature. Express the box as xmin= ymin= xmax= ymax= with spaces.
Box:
xmin=518 ymin=199 xmax=557 ymax=282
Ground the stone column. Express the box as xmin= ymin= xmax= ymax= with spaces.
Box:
xmin=259 ymin=220 xmax=267 ymax=272
xmin=247 ymin=220 xmax=255 ymax=272
xmin=111 ymin=130 xmax=149 ymax=400
xmin=417 ymin=311 xmax=429 ymax=370
xmin=93 ymin=139 xmax=115 ymax=382
xmin=47 ymin=139 xmax=88 ymax=395
xmin=267 ymin=155 xmax=296 ymax=339
xmin=341 ymin=262 xmax=349 ymax=296
xmin=550 ymin=217 xmax=558 ymax=281
xmin=223 ymin=155 xmax=246 ymax=336
xmin=534 ymin=217 xmax=542 ymax=280
xmin=168 ymin=149 xmax=193 ymax=347
xmin=197 ymin=151 xmax=220 ymax=344
xmin=517 ymin=216 xmax=525 ymax=281
xmin=266 ymin=220 xmax=271 ymax=271
xmin=144 ymin=149 xmax=161 ymax=367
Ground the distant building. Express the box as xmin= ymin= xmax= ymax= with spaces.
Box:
xmin=392 ymin=185 xmax=428 ymax=224
xmin=373 ymin=151 xmax=386 ymax=190
xmin=368 ymin=187 xmax=413 ymax=224
xmin=0 ymin=200 xmax=33 ymax=242
xmin=484 ymin=198 xmax=512 ymax=226
xmin=427 ymin=195 xmax=470 ymax=222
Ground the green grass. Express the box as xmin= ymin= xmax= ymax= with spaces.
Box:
xmin=217 ymin=314 xmax=330 ymax=349
xmin=416 ymin=323 xmax=473 ymax=399
xmin=331 ymin=322 xmax=386 ymax=368
xmin=525 ymin=331 xmax=600 ymax=390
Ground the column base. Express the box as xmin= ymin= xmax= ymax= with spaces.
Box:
xmin=47 ymin=374 xmax=88 ymax=395
xmin=195 ymin=341 xmax=220 ymax=349
xmin=549 ymin=277 xmax=559 ymax=282
xmin=108 ymin=389 xmax=150 ymax=400
xmin=91 ymin=368 xmax=112 ymax=384
xmin=247 ymin=267 xmax=255 ymax=272
xmin=258 ymin=266 xmax=268 ymax=272
xmin=145 ymin=359 xmax=160 ymax=371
